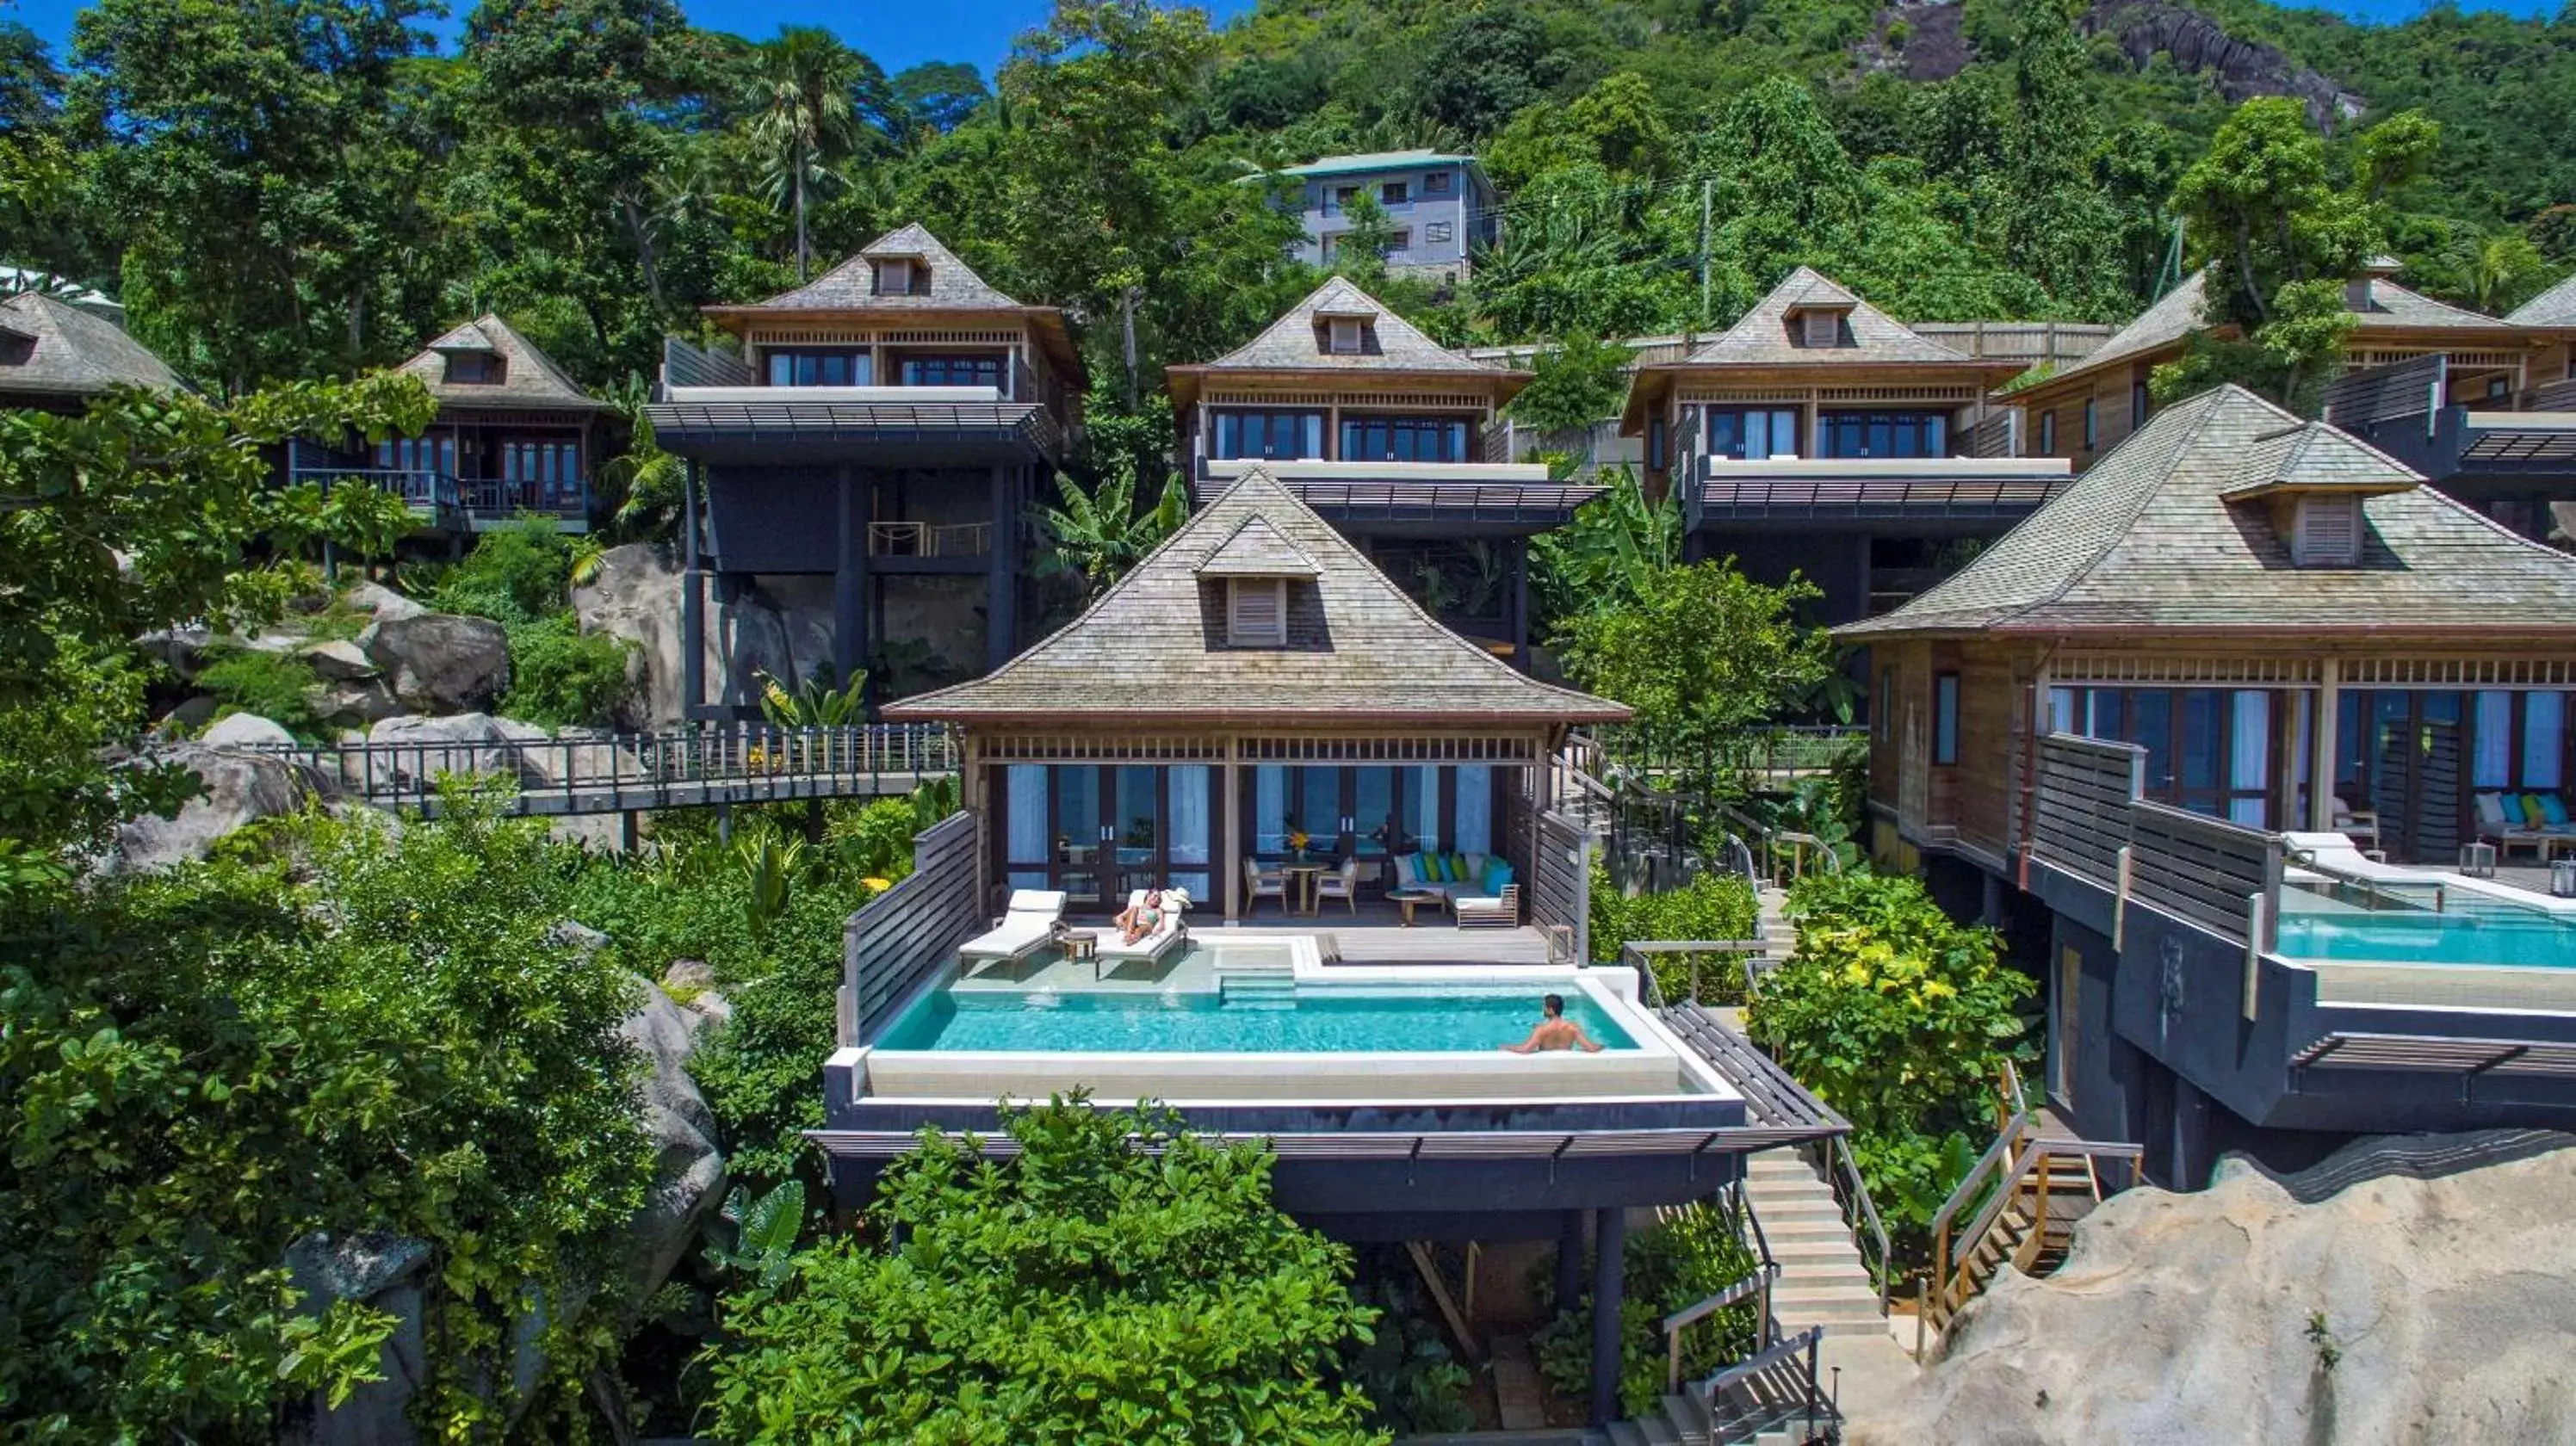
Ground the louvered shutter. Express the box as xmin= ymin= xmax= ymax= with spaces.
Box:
xmin=2294 ymin=495 xmax=2362 ymax=566
xmin=1801 ymin=310 xmax=1840 ymax=348
xmin=1229 ymin=579 xmax=1285 ymax=645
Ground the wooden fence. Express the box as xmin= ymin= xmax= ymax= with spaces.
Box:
xmin=1506 ymin=781 xmax=1591 ymax=964
xmin=1912 ymin=320 xmax=2115 ymax=365
xmin=2127 ymin=801 xmax=2282 ymax=950
xmin=2322 ymin=354 xmax=2445 ymax=429
xmin=2028 ymin=733 xmax=2144 ymax=885
xmin=839 ymin=811 xmax=981 ymax=1047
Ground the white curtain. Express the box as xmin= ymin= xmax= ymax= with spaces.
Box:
xmin=2474 ymin=691 xmax=2514 ymax=788
xmin=1006 ymin=766 xmax=1049 ymax=887
xmin=1415 ymin=768 xmax=1441 ymax=851
xmin=2047 ymin=687 xmax=2075 ymax=735
xmin=1168 ymin=767 xmax=1210 ymax=864
xmin=2526 ymin=693 xmax=2567 ymax=789
xmin=1255 ymin=765 xmax=1285 ymax=854
xmin=1454 ymin=765 xmax=1492 ymax=854
xmin=2229 ymin=692 xmax=2269 ymax=828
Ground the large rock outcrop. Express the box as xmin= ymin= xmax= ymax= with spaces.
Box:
xmin=364 ymin=614 xmax=511 ymax=714
xmin=619 ymin=982 xmax=728 ymax=1301
xmin=278 ymin=1232 xmax=433 ymax=1446
xmin=110 ymin=738 xmax=331 ymax=871
xmin=573 ymin=543 xmax=835 ymax=727
xmin=1849 ymin=1132 xmax=2576 ymax=1445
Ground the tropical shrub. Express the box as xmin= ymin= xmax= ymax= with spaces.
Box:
xmin=430 ymin=518 xmax=581 ymax=627
xmin=0 ymin=786 xmax=653 ymax=1438
xmin=1746 ymin=872 xmax=2035 ymax=1248
xmin=195 ymin=643 xmax=322 ymax=737
xmin=500 ymin=610 xmax=635 ymax=726
xmin=1334 ymin=1251 xmax=1473 ymax=1436
xmin=1588 ymin=862 xmax=1761 ymax=1003
xmin=1533 ymin=1201 xmax=1761 ymax=1418
xmin=703 ymin=1097 xmax=1387 ymax=1444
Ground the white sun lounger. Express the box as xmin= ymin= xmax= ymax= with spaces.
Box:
xmin=959 ymin=889 xmax=1067 ymax=976
xmin=1094 ymin=887 xmax=1190 ymax=979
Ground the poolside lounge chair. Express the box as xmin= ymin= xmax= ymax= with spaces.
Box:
xmin=1094 ymin=887 xmax=1191 ymax=979
xmin=959 ymin=889 xmax=1066 ymax=976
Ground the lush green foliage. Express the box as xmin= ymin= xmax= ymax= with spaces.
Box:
xmin=1748 ymin=872 xmax=2036 ymax=1248
xmin=501 ymin=610 xmax=638 ymax=726
xmin=1533 ymin=1200 xmax=1761 ymax=1418
xmin=430 ymin=520 xmax=637 ymax=726
xmin=1588 ymin=862 xmax=1762 ymax=1004
xmin=704 ymin=1097 xmax=1388 ymax=1444
xmin=195 ymin=643 xmax=325 ymax=737
xmin=0 ymin=788 xmax=653 ymax=1437
xmin=1332 ymin=1251 xmax=1472 ymax=1436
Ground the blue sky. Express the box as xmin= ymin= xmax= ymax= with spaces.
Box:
xmin=1 ymin=0 xmax=2556 ymax=73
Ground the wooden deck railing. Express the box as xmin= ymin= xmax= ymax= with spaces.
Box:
xmin=2028 ymin=732 xmax=2143 ymax=884
xmin=1917 ymin=1103 xmax=2144 ymax=1353
xmin=839 ymin=810 xmax=981 ymax=1045
xmin=2128 ymin=800 xmax=2282 ymax=949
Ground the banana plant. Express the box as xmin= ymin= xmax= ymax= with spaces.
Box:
xmin=756 ymin=667 xmax=867 ymax=727
xmin=736 ymin=825 xmax=805 ymax=935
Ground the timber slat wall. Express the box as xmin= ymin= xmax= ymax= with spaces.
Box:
xmin=2323 ymin=354 xmax=2444 ymax=428
xmin=2030 ymin=733 xmax=2144 ymax=885
xmin=1532 ymin=808 xmax=1590 ymax=963
xmin=2127 ymin=801 xmax=2281 ymax=946
xmin=840 ymin=812 xmax=981 ymax=1045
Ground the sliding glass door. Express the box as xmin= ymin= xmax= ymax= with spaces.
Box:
xmin=999 ymin=764 xmax=1214 ymax=911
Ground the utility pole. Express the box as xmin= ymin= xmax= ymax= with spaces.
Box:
xmin=1698 ymin=178 xmax=1713 ymax=324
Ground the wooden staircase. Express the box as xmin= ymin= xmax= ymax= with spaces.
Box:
xmin=1913 ymin=1071 xmax=2145 ymax=1355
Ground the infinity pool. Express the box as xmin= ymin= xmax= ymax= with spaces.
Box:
xmin=2276 ymin=899 xmax=2576 ymax=969
xmin=876 ymin=987 xmax=1641 ymax=1054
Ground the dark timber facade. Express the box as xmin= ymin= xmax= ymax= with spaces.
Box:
xmin=1168 ymin=276 xmax=1588 ymax=670
xmin=1844 ymin=385 xmax=2576 ymax=1188
xmin=647 ymin=224 xmax=1082 ymax=719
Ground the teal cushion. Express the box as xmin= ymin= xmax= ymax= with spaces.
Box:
xmin=1412 ymin=851 xmax=1436 ymax=883
xmin=2544 ymin=794 xmax=2572 ymax=827
xmin=1428 ymin=852 xmax=1452 ymax=883
xmin=1482 ymin=859 xmax=1514 ymax=894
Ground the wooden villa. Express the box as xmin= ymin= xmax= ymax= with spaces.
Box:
xmin=647 ymin=223 xmax=1084 ymax=716
xmin=0 ymin=289 xmax=183 ymax=411
xmin=1842 ymin=381 xmax=2576 ymax=1182
xmin=1167 ymin=277 xmax=1591 ymax=667
xmin=288 ymin=313 xmax=612 ymax=540
xmin=1620 ymin=267 xmax=2070 ymax=623
xmin=881 ymin=465 xmax=1626 ymax=923
xmin=2008 ymin=263 xmax=2576 ymax=539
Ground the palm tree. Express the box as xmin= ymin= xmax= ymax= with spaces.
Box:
xmin=752 ymin=27 xmax=866 ymax=282
xmin=596 ymin=374 xmax=687 ymax=544
xmin=1031 ymin=469 xmax=1190 ymax=600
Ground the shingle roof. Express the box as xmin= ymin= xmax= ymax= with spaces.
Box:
xmin=744 ymin=223 xmax=1024 ymax=312
xmin=1680 ymin=267 xmax=1979 ymax=368
xmin=1192 ymin=276 xmax=1502 ymax=375
xmin=2214 ymin=421 xmax=2417 ymax=499
xmin=2508 ymin=272 xmax=2576 ymax=326
xmin=394 ymin=313 xmax=609 ymax=412
xmin=1193 ymin=516 xmax=1321 ymax=578
xmin=1838 ymin=385 xmax=2576 ymax=638
xmin=882 ymin=467 xmax=1631 ymax=726
xmin=2349 ymin=275 xmax=2515 ymax=331
xmin=0 ymin=290 xmax=183 ymax=398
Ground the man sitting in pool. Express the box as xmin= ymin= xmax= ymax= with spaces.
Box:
xmin=1503 ymin=994 xmax=1604 ymax=1054
xmin=1113 ymin=889 xmax=1167 ymax=947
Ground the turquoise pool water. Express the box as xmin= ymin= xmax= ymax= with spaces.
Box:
xmin=2276 ymin=900 xmax=2576 ymax=968
xmin=875 ymin=987 xmax=1640 ymax=1054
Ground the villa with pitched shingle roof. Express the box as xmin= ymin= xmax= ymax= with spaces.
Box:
xmin=2006 ymin=263 xmax=2576 ymax=540
xmin=1840 ymin=381 xmax=2576 ymax=1183
xmin=1167 ymin=276 xmax=1591 ymax=667
xmin=1619 ymin=266 xmax=2070 ymax=624
xmin=644 ymin=223 xmax=1087 ymax=717
xmin=286 ymin=312 xmax=611 ymax=541
xmin=0 ymin=289 xmax=183 ymax=410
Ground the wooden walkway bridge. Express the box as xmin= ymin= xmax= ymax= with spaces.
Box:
xmin=253 ymin=721 xmax=957 ymax=819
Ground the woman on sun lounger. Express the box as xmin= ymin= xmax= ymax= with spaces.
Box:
xmin=1114 ymin=890 xmax=1167 ymax=946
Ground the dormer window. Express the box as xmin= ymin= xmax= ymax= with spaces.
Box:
xmin=445 ymin=351 xmax=504 ymax=385
xmin=1227 ymin=578 xmax=1286 ymax=646
xmin=1793 ymin=308 xmax=1848 ymax=349
xmin=2292 ymin=494 xmax=2363 ymax=567
xmin=1325 ymin=317 xmax=1367 ymax=355
xmin=873 ymin=257 xmax=925 ymax=296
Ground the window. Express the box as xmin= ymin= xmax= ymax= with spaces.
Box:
xmin=1702 ymin=406 xmax=1801 ymax=460
xmin=1334 ymin=185 xmax=1359 ymax=210
xmin=1425 ymin=220 xmax=1453 ymax=244
xmin=765 ymin=349 xmax=871 ymax=386
xmin=376 ymin=434 xmax=457 ymax=474
xmin=901 ymin=355 xmax=1002 ymax=388
xmin=1798 ymin=310 xmax=1842 ymax=348
xmin=1423 ymin=170 xmax=1452 ymax=195
xmin=1389 ymin=229 xmax=1411 ymax=253
xmin=1326 ymin=317 xmax=1365 ymax=355
xmin=1933 ymin=673 xmax=1960 ymax=765
xmin=2083 ymin=399 xmax=2098 ymax=450
xmin=2040 ymin=410 xmax=2057 ymax=454
xmin=1878 ymin=669 xmax=1895 ymax=741
xmin=444 ymin=352 xmax=504 ymax=386
xmin=1380 ymin=181 xmax=1409 ymax=204
xmin=2291 ymin=494 xmax=2362 ymax=566
xmin=1340 ymin=416 xmax=1469 ymax=463
xmin=1818 ymin=411 xmax=1948 ymax=460
xmin=1227 ymin=578 xmax=1286 ymax=646
xmin=2132 ymin=380 xmax=2150 ymax=429
xmin=1648 ymin=417 xmax=1667 ymax=470
xmin=1212 ymin=410 xmax=1325 ymax=460
xmin=873 ymin=258 xmax=921 ymax=295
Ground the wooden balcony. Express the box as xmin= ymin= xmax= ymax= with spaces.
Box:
xmin=292 ymin=467 xmax=590 ymax=535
